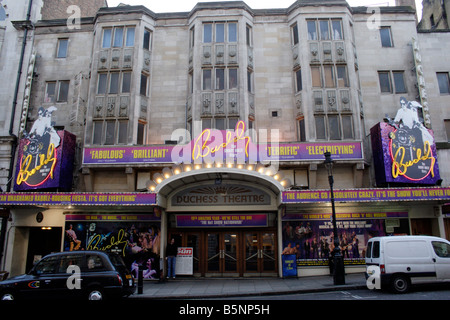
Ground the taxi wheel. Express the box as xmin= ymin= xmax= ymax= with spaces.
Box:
xmin=1 ymin=292 xmax=15 ymax=300
xmin=87 ymin=288 xmax=104 ymax=300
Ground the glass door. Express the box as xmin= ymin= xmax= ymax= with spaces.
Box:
xmin=245 ymin=233 xmax=259 ymax=272
xmin=187 ymin=233 xmax=200 ymax=274
xmin=244 ymin=231 xmax=277 ymax=275
xmin=223 ymin=233 xmax=238 ymax=274
xmin=261 ymin=232 xmax=276 ymax=273
xmin=207 ymin=233 xmax=220 ymax=273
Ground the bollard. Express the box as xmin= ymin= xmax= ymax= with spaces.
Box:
xmin=138 ymin=265 xmax=143 ymax=294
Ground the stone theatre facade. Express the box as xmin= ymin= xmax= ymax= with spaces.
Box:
xmin=1 ymin=0 xmax=450 ymax=278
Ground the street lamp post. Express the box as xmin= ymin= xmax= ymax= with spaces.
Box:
xmin=324 ymin=152 xmax=345 ymax=285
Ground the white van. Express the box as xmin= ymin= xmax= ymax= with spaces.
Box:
xmin=365 ymin=235 xmax=450 ymax=293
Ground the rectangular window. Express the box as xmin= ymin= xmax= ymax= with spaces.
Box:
xmin=380 ymin=27 xmax=393 ymax=47
xmin=140 ymin=73 xmax=148 ymax=96
xmin=105 ymin=120 xmax=115 ymax=145
xmin=215 ymin=118 xmax=225 ymax=130
xmin=125 ymin=27 xmax=135 ymax=47
xmin=216 ymin=23 xmax=225 ymax=43
xmin=342 ymin=115 xmax=354 ymax=139
xmin=113 ymin=27 xmax=124 ymax=48
xmin=190 ymin=27 xmax=195 ymax=48
xmin=97 ymin=74 xmax=107 ymax=94
xmin=324 ymin=65 xmax=335 ymax=88
xmin=228 ymin=23 xmax=237 ymax=42
xmin=203 ymin=69 xmax=212 ymax=90
xmin=57 ymin=39 xmax=68 ymax=58
xmin=122 ymin=72 xmax=131 ymax=93
xmin=311 ymin=66 xmax=322 ymax=87
xmin=337 ymin=66 xmax=349 ymax=87
xmin=292 ymin=23 xmax=299 ymax=45
xmin=297 ymin=117 xmax=306 ymax=142
xmin=204 ymin=23 xmax=212 ymax=43
xmin=295 ymin=69 xmax=302 ymax=92
xmin=378 ymin=71 xmax=392 ymax=93
xmin=393 ymin=71 xmax=406 ymax=93
xmin=93 ymin=121 xmax=103 ymax=145
xmin=315 ymin=116 xmax=326 ymax=140
xmin=319 ymin=20 xmax=330 ymax=40
xmin=445 ymin=119 xmax=450 ymax=141
xmin=57 ymin=80 xmax=70 ymax=102
xmin=45 ymin=82 xmax=56 ymax=103
xmin=228 ymin=118 xmax=238 ymax=130
xmin=307 ymin=20 xmax=317 ymax=40
xmin=143 ymin=28 xmax=152 ymax=50
xmin=118 ymin=121 xmax=128 ymax=144
xmin=202 ymin=118 xmax=212 ymax=130
xmin=229 ymin=68 xmax=238 ymax=89
xmin=331 ymin=20 xmax=343 ymax=40
xmin=137 ymin=122 xmax=146 ymax=145
xmin=102 ymin=28 xmax=112 ymax=48
xmin=109 ymin=73 xmax=119 ymax=94
xmin=247 ymin=70 xmax=253 ymax=93
xmin=215 ymin=68 xmax=225 ymax=90
xmin=246 ymin=25 xmax=252 ymax=46
xmin=437 ymin=72 xmax=450 ymax=94
xmin=328 ymin=115 xmax=341 ymax=140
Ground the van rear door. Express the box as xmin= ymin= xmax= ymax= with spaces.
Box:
xmin=365 ymin=239 xmax=380 ymax=265
xmin=431 ymin=240 xmax=450 ymax=280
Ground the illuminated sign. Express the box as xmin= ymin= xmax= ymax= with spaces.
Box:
xmin=14 ymin=107 xmax=76 ymax=191
xmin=83 ymin=120 xmax=363 ymax=165
xmin=371 ymin=98 xmax=440 ymax=186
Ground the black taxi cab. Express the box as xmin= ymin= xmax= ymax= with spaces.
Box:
xmin=0 ymin=251 xmax=135 ymax=300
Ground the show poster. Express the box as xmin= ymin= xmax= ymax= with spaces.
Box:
xmin=64 ymin=214 xmax=161 ymax=279
xmin=281 ymin=212 xmax=404 ymax=266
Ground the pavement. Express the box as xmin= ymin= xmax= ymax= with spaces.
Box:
xmin=129 ymin=272 xmax=367 ymax=299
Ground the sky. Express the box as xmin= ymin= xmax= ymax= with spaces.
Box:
xmin=106 ymin=0 xmax=423 ymax=19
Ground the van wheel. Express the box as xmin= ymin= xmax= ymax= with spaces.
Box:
xmin=391 ymin=275 xmax=410 ymax=293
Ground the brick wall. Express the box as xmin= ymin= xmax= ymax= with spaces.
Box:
xmin=41 ymin=0 xmax=106 ymax=20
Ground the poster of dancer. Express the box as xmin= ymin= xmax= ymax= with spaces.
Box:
xmin=282 ymin=212 xmax=406 ymax=267
xmin=64 ymin=214 xmax=161 ymax=279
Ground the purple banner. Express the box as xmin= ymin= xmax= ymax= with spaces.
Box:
xmin=176 ymin=214 xmax=268 ymax=228
xmin=0 ymin=192 xmax=157 ymax=206
xmin=83 ymin=121 xmax=363 ymax=165
xmin=282 ymin=187 xmax=450 ymax=204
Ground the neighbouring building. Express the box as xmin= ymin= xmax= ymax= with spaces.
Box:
xmin=1 ymin=0 xmax=449 ymax=279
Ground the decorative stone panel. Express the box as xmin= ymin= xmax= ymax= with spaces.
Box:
xmin=123 ymin=48 xmax=134 ymax=69
xmin=98 ymin=50 xmax=109 ymax=70
xmin=106 ymin=96 xmax=116 ymax=117
xmin=94 ymin=97 xmax=104 ymax=118
xmin=228 ymin=45 xmax=238 ymax=65
xmin=202 ymin=92 xmax=212 ymax=115
xmin=335 ymin=42 xmax=346 ymax=63
xmin=215 ymin=44 xmax=225 ymax=65
xmin=119 ymin=95 xmax=129 ymax=117
xmin=322 ymin=42 xmax=332 ymax=62
xmin=229 ymin=92 xmax=239 ymax=115
xmin=202 ymin=45 xmax=212 ymax=65
xmin=215 ymin=93 xmax=225 ymax=115
xmin=310 ymin=42 xmax=319 ymax=63
xmin=111 ymin=49 xmax=121 ymax=69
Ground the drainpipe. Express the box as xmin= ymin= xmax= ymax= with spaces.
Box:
xmin=6 ymin=0 xmax=33 ymax=192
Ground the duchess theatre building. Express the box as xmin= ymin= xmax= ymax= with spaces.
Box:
xmin=1 ymin=1 xmax=450 ymax=278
